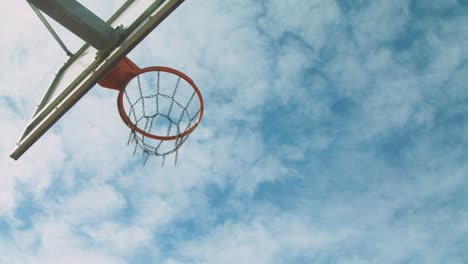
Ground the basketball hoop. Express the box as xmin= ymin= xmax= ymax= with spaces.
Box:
xmin=11 ymin=0 xmax=196 ymax=161
xmin=99 ymin=58 xmax=204 ymax=165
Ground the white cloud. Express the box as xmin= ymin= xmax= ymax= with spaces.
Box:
xmin=350 ymin=0 xmax=411 ymax=49
xmin=259 ymin=0 xmax=342 ymax=50
xmin=83 ymin=222 xmax=153 ymax=256
xmin=0 ymin=220 xmax=125 ymax=264
xmin=55 ymin=184 xmax=126 ymax=225
xmin=0 ymin=169 xmax=16 ymax=218
xmin=174 ymin=209 xmax=356 ymax=264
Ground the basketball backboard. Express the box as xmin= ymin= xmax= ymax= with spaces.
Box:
xmin=11 ymin=0 xmax=185 ymax=160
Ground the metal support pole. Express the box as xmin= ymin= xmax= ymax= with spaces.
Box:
xmin=28 ymin=2 xmax=73 ymax=57
xmin=27 ymin=0 xmax=119 ymax=51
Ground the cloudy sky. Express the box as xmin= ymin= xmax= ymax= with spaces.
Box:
xmin=1 ymin=0 xmax=468 ymax=263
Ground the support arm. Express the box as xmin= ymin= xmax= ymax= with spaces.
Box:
xmin=27 ymin=0 xmax=118 ymax=50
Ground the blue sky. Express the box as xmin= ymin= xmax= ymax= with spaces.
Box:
xmin=1 ymin=0 xmax=468 ymax=263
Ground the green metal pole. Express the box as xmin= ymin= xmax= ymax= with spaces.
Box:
xmin=27 ymin=0 xmax=119 ymax=51
xmin=28 ymin=2 xmax=74 ymax=57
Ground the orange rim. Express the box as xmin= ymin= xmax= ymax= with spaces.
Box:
xmin=117 ymin=66 xmax=204 ymax=141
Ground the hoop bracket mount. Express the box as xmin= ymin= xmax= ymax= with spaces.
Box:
xmin=98 ymin=57 xmax=141 ymax=90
